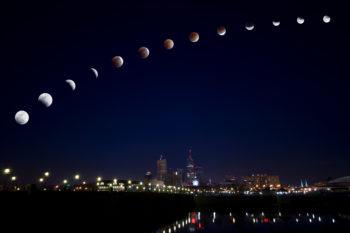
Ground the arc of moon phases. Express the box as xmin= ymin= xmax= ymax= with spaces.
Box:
xmin=245 ymin=23 xmax=255 ymax=31
xmin=323 ymin=15 xmax=331 ymax=23
xmin=272 ymin=21 xmax=280 ymax=27
xmin=15 ymin=110 xmax=29 ymax=125
xmin=65 ymin=79 xmax=76 ymax=91
xmin=217 ymin=26 xmax=226 ymax=36
xmin=112 ymin=56 xmax=124 ymax=68
xmin=164 ymin=39 xmax=174 ymax=50
xmin=90 ymin=68 xmax=98 ymax=78
xmin=138 ymin=47 xmax=150 ymax=59
xmin=189 ymin=32 xmax=199 ymax=42
xmin=38 ymin=93 xmax=53 ymax=107
xmin=297 ymin=17 xmax=305 ymax=24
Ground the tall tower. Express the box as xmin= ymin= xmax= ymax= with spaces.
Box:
xmin=157 ymin=155 xmax=167 ymax=182
xmin=186 ymin=149 xmax=201 ymax=186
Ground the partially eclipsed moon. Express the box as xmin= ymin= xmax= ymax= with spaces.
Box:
xmin=90 ymin=68 xmax=98 ymax=78
xmin=65 ymin=79 xmax=76 ymax=91
xmin=297 ymin=17 xmax=305 ymax=24
xmin=272 ymin=21 xmax=280 ymax=26
xmin=138 ymin=47 xmax=150 ymax=59
xmin=217 ymin=26 xmax=226 ymax=36
xmin=15 ymin=110 xmax=29 ymax=125
xmin=38 ymin=93 xmax=53 ymax=107
xmin=164 ymin=39 xmax=174 ymax=50
xmin=245 ymin=23 xmax=255 ymax=31
xmin=112 ymin=56 xmax=124 ymax=68
xmin=189 ymin=32 xmax=200 ymax=42
xmin=323 ymin=15 xmax=331 ymax=23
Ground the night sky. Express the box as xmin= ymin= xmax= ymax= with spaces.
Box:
xmin=1 ymin=1 xmax=349 ymax=184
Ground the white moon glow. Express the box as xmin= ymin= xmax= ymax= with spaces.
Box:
xmin=245 ymin=23 xmax=255 ymax=31
xmin=38 ymin=93 xmax=53 ymax=107
xmin=15 ymin=110 xmax=29 ymax=125
xmin=297 ymin=17 xmax=305 ymax=24
xmin=323 ymin=15 xmax=331 ymax=23
xmin=90 ymin=68 xmax=98 ymax=78
xmin=272 ymin=21 xmax=280 ymax=26
xmin=65 ymin=79 xmax=76 ymax=91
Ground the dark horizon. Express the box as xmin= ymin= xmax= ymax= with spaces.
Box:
xmin=1 ymin=0 xmax=350 ymax=185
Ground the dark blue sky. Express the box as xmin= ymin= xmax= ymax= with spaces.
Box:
xmin=0 ymin=0 xmax=349 ymax=184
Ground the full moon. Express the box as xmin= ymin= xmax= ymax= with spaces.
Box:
xmin=65 ymin=79 xmax=76 ymax=91
xmin=323 ymin=15 xmax=331 ymax=23
xmin=38 ymin=93 xmax=53 ymax=107
xmin=164 ymin=39 xmax=174 ymax=50
xmin=217 ymin=26 xmax=226 ymax=36
xmin=297 ymin=17 xmax=305 ymax=24
xmin=245 ymin=23 xmax=255 ymax=31
xmin=272 ymin=21 xmax=280 ymax=26
xmin=15 ymin=110 xmax=29 ymax=125
xmin=189 ymin=32 xmax=199 ymax=43
xmin=112 ymin=56 xmax=124 ymax=68
xmin=90 ymin=68 xmax=98 ymax=78
xmin=138 ymin=47 xmax=150 ymax=59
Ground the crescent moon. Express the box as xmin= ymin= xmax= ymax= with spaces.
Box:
xmin=90 ymin=68 xmax=98 ymax=78
xmin=15 ymin=110 xmax=29 ymax=125
xmin=65 ymin=79 xmax=76 ymax=91
xmin=245 ymin=23 xmax=255 ymax=31
xmin=38 ymin=93 xmax=53 ymax=107
xmin=272 ymin=21 xmax=280 ymax=27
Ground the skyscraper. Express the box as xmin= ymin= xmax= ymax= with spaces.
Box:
xmin=157 ymin=155 xmax=167 ymax=182
xmin=186 ymin=149 xmax=202 ymax=186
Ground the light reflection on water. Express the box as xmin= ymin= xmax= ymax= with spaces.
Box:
xmin=155 ymin=211 xmax=350 ymax=233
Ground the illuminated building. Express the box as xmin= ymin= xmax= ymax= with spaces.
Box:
xmin=157 ymin=155 xmax=167 ymax=182
xmin=186 ymin=149 xmax=202 ymax=186
xmin=243 ymin=174 xmax=281 ymax=190
xmin=96 ymin=179 xmax=124 ymax=192
xmin=167 ymin=168 xmax=183 ymax=186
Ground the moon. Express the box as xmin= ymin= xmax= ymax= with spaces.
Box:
xmin=65 ymin=79 xmax=76 ymax=91
xmin=164 ymin=39 xmax=174 ymax=50
xmin=138 ymin=47 xmax=150 ymax=59
xmin=272 ymin=21 xmax=280 ymax=27
xmin=323 ymin=15 xmax=331 ymax=23
xmin=245 ymin=23 xmax=255 ymax=31
xmin=217 ymin=26 xmax=226 ymax=36
xmin=112 ymin=56 xmax=124 ymax=68
xmin=297 ymin=17 xmax=305 ymax=24
xmin=15 ymin=110 xmax=29 ymax=125
xmin=189 ymin=32 xmax=199 ymax=43
xmin=90 ymin=68 xmax=98 ymax=78
xmin=38 ymin=93 xmax=53 ymax=107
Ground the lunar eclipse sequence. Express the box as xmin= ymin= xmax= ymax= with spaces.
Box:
xmin=14 ymin=15 xmax=332 ymax=126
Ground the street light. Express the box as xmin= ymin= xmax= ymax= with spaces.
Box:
xmin=44 ymin=171 xmax=50 ymax=177
xmin=74 ymin=174 xmax=80 ymax=180
xmin=11 ymin=176 xmax=17 ymax=181
xmin=63 ymin=179 xmax=68 ymax=184
xmin=97 ymin=177 xmax=102 ymax=182
xmin=3 ymin=168 xmax=11 ymax=175
xmin=39 ymin=178 xmax=44 ymax=183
